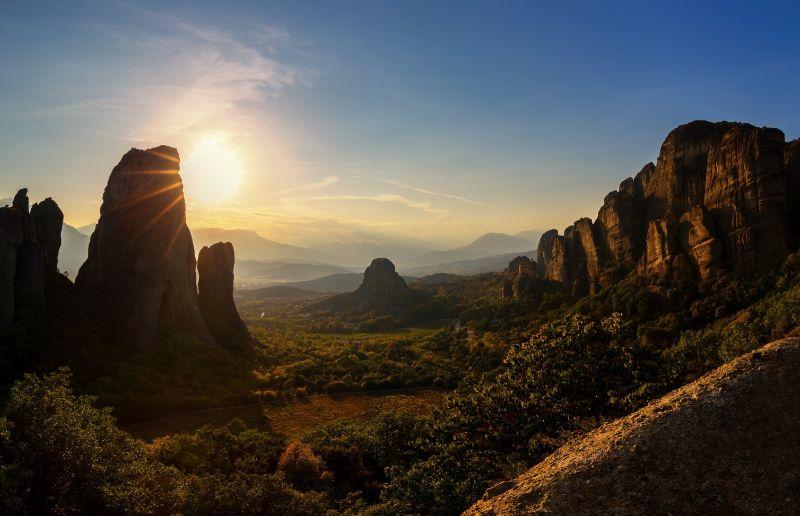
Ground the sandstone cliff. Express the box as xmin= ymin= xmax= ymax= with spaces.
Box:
xmin=537 ymin=121 xmax=800 ymax=297
xmin=75 ymin=146 xmax=213 ymax=348
xmin=467 ymin=337 xmax=800 ymax=514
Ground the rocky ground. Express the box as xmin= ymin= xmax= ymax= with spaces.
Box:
xmin=467 ymin=337 xmax=800 ymax=515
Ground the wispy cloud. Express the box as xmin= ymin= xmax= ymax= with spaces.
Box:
xmin=26 ymin=7 xmax=305 ymax=142
xmin=372 ymin=178 xmax=496 ymax=208
xmin=286 ymin=193 xmax=448 ymax=218
xmin=269 ymin=176 xmax=339 ymax=198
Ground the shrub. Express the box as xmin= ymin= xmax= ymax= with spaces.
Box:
xmin=277 ymin=441 xmax=327 ymax=490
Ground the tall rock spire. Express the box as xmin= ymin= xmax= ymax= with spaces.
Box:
xmin=75 ymin=146 xmax=212 ymax=348
xmin=198 ymin=241 xmax=251 ymax=348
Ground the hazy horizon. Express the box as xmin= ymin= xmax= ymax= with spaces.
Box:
xmin=3 ymin=1 xmax=800 ymax=247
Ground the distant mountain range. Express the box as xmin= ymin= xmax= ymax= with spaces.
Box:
xmin=400 ymin=250 xmax=535 ymax=277
xmin=47 ymin=217 xmax=541 ymax=287
xmin=193 ymin=226 xmax=540 ymax=268
xmin=60 ymin=223 xmax=89 ymax=277
xmin=234 ymin=260 xmax=354 ymax=288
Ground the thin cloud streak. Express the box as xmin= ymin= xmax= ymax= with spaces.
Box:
xmin=374 ymin=178 xmax=496 ymax=208
xmin=285 ymin=193 xmax=448 ymax=218
xmin=269 ymin=176 xmax=339 ymax=198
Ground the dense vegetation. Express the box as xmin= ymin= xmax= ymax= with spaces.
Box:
xmin=248 ymin=325 xmax=507 ymax=399
xmin=4 ymin=255 xmax=800 ymax=514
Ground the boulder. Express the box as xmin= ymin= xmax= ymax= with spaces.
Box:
xmin=75 ymin=146 xmax=212 ymax=348
xmin=198 ymin=242 xmax=251 ymax=348
xmin=468 ymin=338 xmax=800 ymax=515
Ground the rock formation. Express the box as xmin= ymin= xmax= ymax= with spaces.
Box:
xmin=198 ymin=242 xmax=251 ymax=348
xmin=537 ymin=121 xmax=800 ymax=296
xmin=306 ymin=258 xmax=425 ymax=317
xmin=30 ymin=198 xmax=63 ymax=274
xmin=500 ymin=256 xmax=540 ymax=299
xmin=75 ymin=146 xmax=212 ymax=348
xmin=0 ymin=189 xmax=65 ymax=332
xmin=0 ymin=197 xmax=25 ymax=330
xmin=467 ymin=337 xmax=800 ymax=514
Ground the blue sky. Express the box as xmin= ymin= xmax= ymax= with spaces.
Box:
xmin=2 ymin=0 xmax=799 ymax=246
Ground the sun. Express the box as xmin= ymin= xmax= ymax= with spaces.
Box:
xmin=182 ymin=135 xmax=244 ymax=203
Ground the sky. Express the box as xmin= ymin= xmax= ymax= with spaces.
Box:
xmin=2 ymin=0 xmax=800 ymax=248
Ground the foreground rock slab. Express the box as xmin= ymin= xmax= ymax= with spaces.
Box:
xmin=467 ymin=338 xmax=800 ymax=515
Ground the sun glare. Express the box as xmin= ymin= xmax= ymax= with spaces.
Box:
xmin=182 ymin=136 xmax=244 ymax=203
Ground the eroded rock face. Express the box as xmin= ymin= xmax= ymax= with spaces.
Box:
xmin=536 ymin=121 xmax=800 ymax=296
xmin=198 ymin=242 xmax=250 ymax=348
xmin=75 ymin=146 xmax=212 ymax=348
xmin=0 ymin=189 xmax=65 ymax=332
xmin=537 ymin=230 xmax=569 ymax=287
xmin=467 ymin=338 xmax=800 ymax=515
xmin=677 ymin=206 xmax=721 ymax=281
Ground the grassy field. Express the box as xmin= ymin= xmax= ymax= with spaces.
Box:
xmin=122 ymin=388 xmax=446 ymax=440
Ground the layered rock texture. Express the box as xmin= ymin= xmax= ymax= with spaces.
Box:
xmin=537 ymin=121 xmax=800 ymax=297
xmin=306 ymin=258 xmax=425 ymax=317
xmin=467 ymin=337 xmax=800 ymax=514
xmin=75 ymin=146 xmax=212 ymax=348
xmin=0 ymin=189 xmax=64 ymax=332
xmin=198 ymin=242 xmax=251 ymax=348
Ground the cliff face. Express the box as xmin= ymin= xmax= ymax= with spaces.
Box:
xmin=0 ymin=189 xmax=64 ymax=332
xmin=75 ymin=146 xmax=212 ymax=348
xmin=537 ymin=121 xmax=800 ymax=296
xmin=467 ymin=338 xmax=800 ymax=514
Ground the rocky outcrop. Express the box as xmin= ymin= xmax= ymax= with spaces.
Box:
xmin=537 ymin=121 xmax=800 ymax=296
xmin=467 ymin=338 xmax=800 ymax=515
xmin=198 ymin=242 xmax=251 ymax=348
xmin=305 ymin=258 xmax=426 ymax=317
xmin=75 ymin=146 xmax=212 ymax=348
xmin=536 ymin=230 xmax=569 ymax=287
xmin=351 ymin=258 xmax=415 ymax=314
xmin=30 ymin=198 xmax=63 ymax=274
xmin=0 ymin=189 xmax=65 ymax=332
xmin=500 ymin=256 xmax=539 ymax=299
xmin=0 ymin=198 xmax=25 ymax=330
